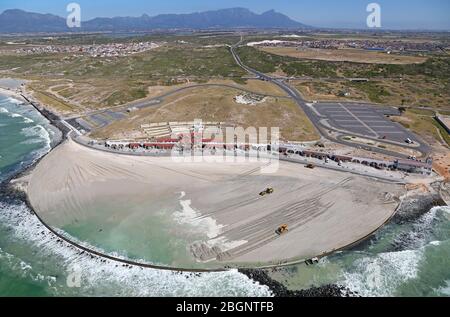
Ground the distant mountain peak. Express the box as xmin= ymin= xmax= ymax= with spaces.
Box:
xmin=0 ymin=8 xmax=310 ymax=33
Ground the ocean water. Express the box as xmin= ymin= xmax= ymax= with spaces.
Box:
xmin=0 ymin=93 xmax=272 ymax=297
xmin=269 ymin=206 xmax=450 ymax=297
xmin=0 ymin=93 xmax=449 ymax=297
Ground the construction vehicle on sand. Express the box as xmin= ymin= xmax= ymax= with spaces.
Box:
xmin=276 ymin=224 xmax=289 ymax=235
xmin=259 ymin=187 xmax=274 ymax=196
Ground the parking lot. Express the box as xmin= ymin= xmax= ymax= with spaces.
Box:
xmin=314 ymin=102 xmax=417 ymax=143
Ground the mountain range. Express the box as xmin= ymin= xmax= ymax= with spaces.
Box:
xmin=0 ymin=8 xmax=310 ymax=33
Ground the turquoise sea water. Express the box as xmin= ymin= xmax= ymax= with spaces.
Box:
xmin=0 ymin=92 xmax=449 ymax=297
xmin=0 ymin=93 xmax=271 ymax=297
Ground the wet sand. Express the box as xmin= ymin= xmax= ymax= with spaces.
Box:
xmin=27 ymin=139 xmax=405 ymax=268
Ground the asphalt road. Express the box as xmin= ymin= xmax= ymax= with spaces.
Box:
xmin=65 ymin=82 xmax=290 ymax=131
xmin=66 ymin=40 xmax=431 ymax=159
xmin=65 ymin=83 xmax=289 ymax=120
xmin=229 ymin=41 xmax=431 ymax=159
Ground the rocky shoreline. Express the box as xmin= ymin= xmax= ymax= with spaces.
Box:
xmin=239 ymin=269 xmax=358 ymax=297
xmin=394 ymin=184 xmax=447 ymax=224
xmin=239 ymin=186 xmax=448 ymax=297
xmin=18 ymin=93 xmax=71 ymax=140
xmin=1 ymin=132 xmax=448 ymax=297
xmin=1 ymin=88 xmax=448 ymax=297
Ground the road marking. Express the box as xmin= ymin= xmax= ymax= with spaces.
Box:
xmin=338 ymin=103 xmax=379 ymax=137
xmin=306 ymin=103 xmax=324 ymax=117
xmin=378 ymin=131 xmax=405 ymax=134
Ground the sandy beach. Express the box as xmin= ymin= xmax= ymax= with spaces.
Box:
xmin=26 ymin=139 xmax=405 ymax=268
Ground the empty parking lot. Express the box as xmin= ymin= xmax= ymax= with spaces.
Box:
xmin=314 ymin=103 xmax=418 ymax=143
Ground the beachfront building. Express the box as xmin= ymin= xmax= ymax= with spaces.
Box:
xmin=394 ymin=159 xmax=433 ymax=175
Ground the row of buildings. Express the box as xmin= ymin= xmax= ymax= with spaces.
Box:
xmin=103 ymin=136 xmax=432 ymax=175
xmin=279 ymin=147 xmax=433 ymax=175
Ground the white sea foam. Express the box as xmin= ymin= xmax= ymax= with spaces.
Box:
xmin=21 ymin=125 xmax=51 ymax=149
xmin=339 ymin=207 xmax=450 ymax=296
xmin=0 ymin=246 xmax=57 ymax=287
xmin=341 ymin=249 xmax=423 ymax=297
xmin=0 ymin=202 xmax=272 ymax=297
xmin=393 ymin=207 xmax=441 ymax=251
xmin=0 ymin=106 xmax=34 ymax=123
xmin=7 ymin=97 xmax=23 ymax=105
xmin=20 ymin=138 xmax=46 ymax=145
xmin=437 ymin=280 xmax=450 ymax=296
xmin=173 ymin=197 xmax=248 ymax=253
xmin=174 ymin=198 xmax=225 ymax=239
xmin=23 ymin=117 xmax=34 ymax=123
xmin=12 ymin=112 xmax=29 ymax=121
xmin=440 ymin=206 xmax=450 ymax=220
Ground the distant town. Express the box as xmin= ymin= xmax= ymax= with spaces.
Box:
xmin=0 ymin=4 xmax=449 ymax=300
xmin=8 ymin=41 xmax=160 ymax=57
xmin=248 ymin=38 xmax=448 ymax=53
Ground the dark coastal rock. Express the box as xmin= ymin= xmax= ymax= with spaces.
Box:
xmin=239 ymin=268 xmax=358 ymax=297
xmin=393 ymin=192 xmax=446 ymax=224
xmin=19 ymin=94 xmax=70 ymax=139
xmin=1 ymin=96 xmax=447 ymax=292
xmin=0 ymin=179 xmax=27 ymax=205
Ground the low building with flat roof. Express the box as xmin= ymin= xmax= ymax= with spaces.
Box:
xmin=394 ymin=159 xmax=433 ymax=175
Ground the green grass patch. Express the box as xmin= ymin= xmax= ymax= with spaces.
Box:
xmin=349 ymin=82 xmax=391 ymax=103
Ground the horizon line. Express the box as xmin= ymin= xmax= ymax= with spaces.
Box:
xmin=1 ymin=7 xmax=450 ymax=32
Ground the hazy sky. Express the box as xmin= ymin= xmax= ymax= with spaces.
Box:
xmin=1 ymin=0 xmax=449 ymax=30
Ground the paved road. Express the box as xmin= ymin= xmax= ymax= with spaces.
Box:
xmin=66 ymin=39 xmax=431 ymax=159
xmin=64 ymin=81 xmax=291 ymax=132
xmin=230 ymin=40 xmax=431 ymax=159
xmin=64 ymin=83 xmax=289 ymax=121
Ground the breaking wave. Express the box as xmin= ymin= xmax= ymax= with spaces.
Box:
xmin=341 ymin=249 xmax=423 ymax=297
xmin=20 ymin=125 xmax=51 ymax=153
xmin=6 ymin=97 xmax=24 ymax=105
xmin=338 ymin=206 xmax=450 ymax=297
xmin=0 ymin=202 xmax=272 ymax=297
